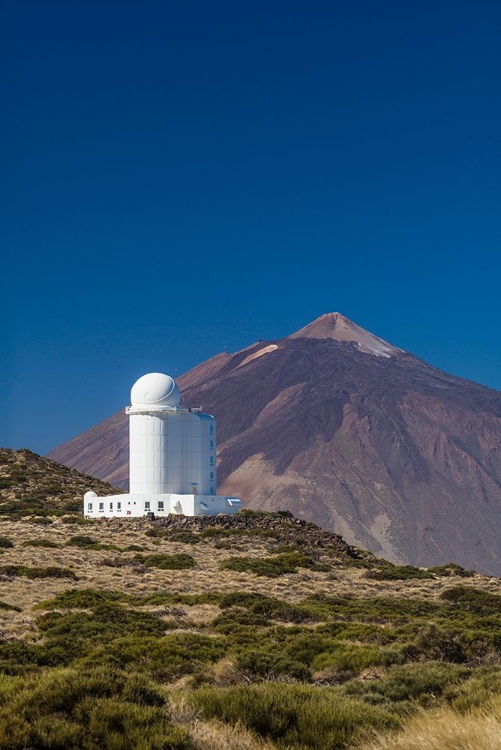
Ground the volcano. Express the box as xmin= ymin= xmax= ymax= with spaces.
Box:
xmin=48 ymin=313 xmax=501 ymax=575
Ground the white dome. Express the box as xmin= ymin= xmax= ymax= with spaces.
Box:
xmin=130 ymin=372 xmax=180 ymax=409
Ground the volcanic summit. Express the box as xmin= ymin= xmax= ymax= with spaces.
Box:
xmin=48 ymin=313 xmax=501 ymax=575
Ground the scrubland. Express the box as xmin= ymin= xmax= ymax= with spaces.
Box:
xmin=2 ymin=450 xmax=501 ymax=748
xmin=1 ymin=511 xmax=501 ymax=749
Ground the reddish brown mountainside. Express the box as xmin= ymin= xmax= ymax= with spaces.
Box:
xmin=48 ymin=313 xmax=501 ymax=575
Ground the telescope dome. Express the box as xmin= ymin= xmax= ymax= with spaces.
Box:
xmin=130 ymin=372 xmax=180 ymax=409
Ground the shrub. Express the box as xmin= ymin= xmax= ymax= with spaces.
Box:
xmin=342 ymin=662 xmax=470 ymax=708
xmin=200 ymin=527 xmax=247 ymax=539
xmin=37 ymin=603 xmax=169 ymax=641
xmin=129 ymin=591 xmax=222 ymax=606
xmin=135 ymin=553 xmax=196 ymax=570
xmin=0 ymin=666 xmax=191 ymax=750
xmin=66 ymin=535 xmax=97 ymax=547
xmin=0 ymin=537 xmax=13 ymax=549
xmin=440 ymin=586 xmax=501 ymax=615
xmin=300 ymin=594 xmax=446 ymax=624
xmin=36 ymin=588 xmax=128 ymax=611
xmin=428 ymin=563 xmax=475 ymax=578
xmin=191 ymin=683 xmax=399 ymax=748
xmin=0 ymin=600 xmax=21 ymax=612
xmin=83 ymin=633 xmax=227 ymax=681
xmin=451 ymin=668 xmax=501 ymax=711
xmin=0 ymin=565 xmax=77 ymax=580
xmin=22 ymin=539 xmax=61 ymax=548
xmin=235 ymin=649 xmax=312 ymax=681
xmin=168 ymin=531 xmax=201 ymax=544
xmin=61 ymin=515 xmax=94 ymax=525
xmin=403 ymin=623 xmax=467 ymax=663
xmin=218 ymin=592 xmax=314 ymax=624
xmin=66 ymin=535 xmax=120 ymax=551
xmin=220 ymin=552 xmax=330 ymax=578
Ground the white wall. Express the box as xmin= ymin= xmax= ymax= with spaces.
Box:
xmin=84 ymin=492 xmax=241 ymax=518
xmin=129 ymin=410 xmax=216 ymax=496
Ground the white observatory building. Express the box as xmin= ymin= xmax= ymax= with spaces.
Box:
xmin=84 ymin=372 xmax=241 ymax=518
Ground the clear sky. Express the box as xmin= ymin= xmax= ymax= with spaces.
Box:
xmin=2 ymin=0 xmax=501 ymax=455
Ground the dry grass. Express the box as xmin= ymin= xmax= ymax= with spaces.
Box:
xmin=357 ymin=701 xmax=501 ymax=749
xmin=1 ymin=515 xmax=501 ymax=642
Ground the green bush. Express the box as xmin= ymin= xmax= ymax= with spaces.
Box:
xmin=235 ymin=648 xmax=312 ymax=681
xmin=36 ymin=588 xmax=128 ymax=611
xmin=0 ymin=537 xmax=13 ymax=549
xmin=403 ymin=623 xmax=467 ymax=663
xmin=37 ymin=603 xmax=169 ymax=641
xmin=451 ymin=668 xmax=501 ymax=711
xmin=200 ymin=527 xmax=247 ymax=539
xmin=66 ymin=535 xmax=97 ymax=547
xmin=61 ymin=515 xmax=94 ymax=525
xmin=218 ymin=591 xmax=313 ymax=625
xmin=83 ymin=633 xmax=227 ymax=681
xmin=220 ymin=552 xmax=330 ymax=578
xmin=191 ymin=683 xmax=399 ymax=748
xmin=168 ymin=531 xmax=201 ymax=544
xmin=428 ymin=563 xmax=475 ymax=578
xmin=0 ymin=565 xmax=77 ymax=580
xmin=300 ymin=594 xmax=446 ymax=623
xmin=135 ymin=553 xmax=196 ymax=570
xmin=440 ymin=586 xmax=501 ymax=614
xmin=22 ymin=539 xmax=61 ymax=548
xmin=342 ymin=662 xmax=470 ymax=708
xmin=66 ymin=535 xmax=120 ymax=551
xmin=0 ymin=666 xmax=191 ymax=750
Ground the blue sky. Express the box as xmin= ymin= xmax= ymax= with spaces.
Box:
xmin=2 ymin=0 xmax=501 ymax=455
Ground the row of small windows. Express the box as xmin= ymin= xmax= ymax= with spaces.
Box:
xmin=87 ymin=500 xmax=165 ymax=513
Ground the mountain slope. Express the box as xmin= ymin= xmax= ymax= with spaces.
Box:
xmin=0 ymin=448 xmax=122 ymax=515
xmin=47 ymin=313 xmax=501 ymax=574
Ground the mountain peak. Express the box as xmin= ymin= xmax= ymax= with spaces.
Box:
xmin=289 ymin=312 xmax=403 ymax=358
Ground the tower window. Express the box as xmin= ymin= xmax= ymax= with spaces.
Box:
xmin=145 ymin=501 xmax=151 ymax=511
xmin=99 ymin=503 xmax=104 ymax=512
xmin=210 ymin=440 xmax=214 ymax=448
xmin=117 ymin=502 xmax=121 ymax=511
xmin=210 ymin=456 xmax=214 ymax=465
xmin=109 ymin=502 xmax=113 ymax=511
xmin=158 ymin=501 xmax=164 ymax=511
xmin=210 ymin=471 xmax=214 ymax=479
xmin=210 ymin=424 xmax=214 ymax=433
xmin=87 ymin=503 xmax=93 ymax=512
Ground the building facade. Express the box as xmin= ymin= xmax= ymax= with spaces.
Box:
xmin=84 ymin=372 xmax=241 ymax=518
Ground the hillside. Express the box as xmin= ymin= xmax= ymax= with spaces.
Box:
xmin=0 ymin=448 xmax=122 ymax=517
xmin=48 ymin=312 xmax=501 ymax=575
xmin=1 ymin=504 xmax=501 ymax=749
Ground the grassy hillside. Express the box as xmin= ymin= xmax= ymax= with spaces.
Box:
xmin=1 ymin=452 xmax=501 ymax=748
xmin=0 ymin=448 xmax=122 ymax=517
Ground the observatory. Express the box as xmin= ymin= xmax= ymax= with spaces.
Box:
xmin=84 ymin=372 xmax=241 ymax=518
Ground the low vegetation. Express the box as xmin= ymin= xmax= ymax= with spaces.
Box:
xmin=1 ymin=457 xmax=501 ymax=748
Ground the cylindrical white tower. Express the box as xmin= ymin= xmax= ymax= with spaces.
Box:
xmin=127 ymin=373 xmax=216 ymax=496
